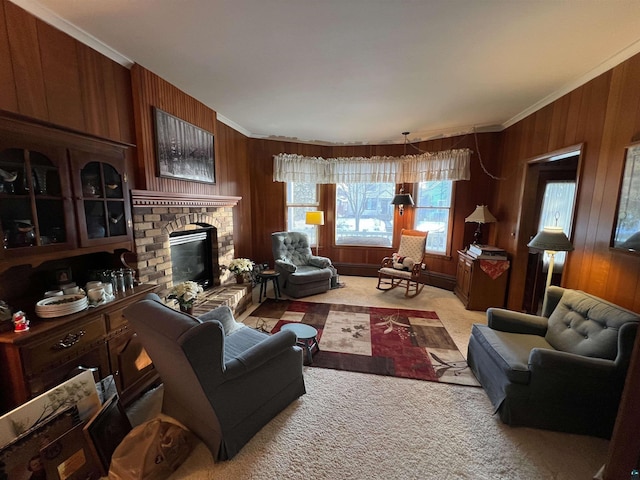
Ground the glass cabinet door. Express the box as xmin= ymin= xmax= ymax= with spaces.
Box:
xmin=0 ymin=144 xmax=73 ymax=255
xmin=71 ymin=148 xmax=132 ymax=247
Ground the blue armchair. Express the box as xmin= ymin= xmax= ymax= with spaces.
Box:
xmin=271 ymin=231 xmax=336 ymax=298
xmin=467 ymin=286 xmax=639 ymax=437
xmin=124 ymin=293 xmax=306 ymax=460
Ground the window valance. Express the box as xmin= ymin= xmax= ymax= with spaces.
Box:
xmin=273 ymin=149 xmax=471 ymax=184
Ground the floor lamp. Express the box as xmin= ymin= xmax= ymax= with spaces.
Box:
xmin=527 ymin=226 xmax=574 ymax=314
xmin=305 ymin=211 xmax=324 ymax=256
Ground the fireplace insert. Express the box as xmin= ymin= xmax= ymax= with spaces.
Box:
xmin=169 ymin=228 xmax=214 ymax=288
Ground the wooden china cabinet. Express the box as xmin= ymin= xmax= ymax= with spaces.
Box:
xmin=0 ymin=113 xmax=133 ymax=268
xmin=0 ymin=114 xmax=159 ymax=414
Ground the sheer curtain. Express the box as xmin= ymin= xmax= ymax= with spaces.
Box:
xmin=273 ymin=149 xmax=471 ymax=184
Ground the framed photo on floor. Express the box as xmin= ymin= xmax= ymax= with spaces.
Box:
xmin=82 ymin=394 xmax=132 ymax=476
xmin=0 ymin=406 xmax=79 ymax=480
xmin=154 ymin=107 xmax=216 ymax=184
xmin=40 ymin=423 xmax=101 ymax=480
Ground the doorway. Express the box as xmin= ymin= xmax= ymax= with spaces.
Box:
xmin=521 ymin=149 xmax=581 ymax=314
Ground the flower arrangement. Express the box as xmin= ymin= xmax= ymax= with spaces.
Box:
xmin=168 ymin=281 xmax=203 ymax=311
xmin=228 ymin=258 xmax=253 ymax=275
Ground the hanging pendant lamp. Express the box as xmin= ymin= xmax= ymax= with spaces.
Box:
xmin=391 ymin=132 xmax=415 ymax=216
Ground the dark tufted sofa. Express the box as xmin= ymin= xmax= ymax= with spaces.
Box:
xmin=271 ymin=231 xmax=336 ymax=298
xmin=467 ymin=286 xmax=639 ymax=438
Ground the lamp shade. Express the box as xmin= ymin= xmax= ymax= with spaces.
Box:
xmin=465 ymin=205 xmax=497 ymax=224
xmin=305 ymin=211 xmax=325 ymax=226
xmin=390 ymin=193 xmax=415 ymax=206
xmin=527 ymin=226 xmax=574 ymax=252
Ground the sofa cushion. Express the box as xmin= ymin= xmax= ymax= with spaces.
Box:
xmin=545 ymin=289 xmax=640 ymax=360
xmin=471 ymin=324 xmax=553 ymax=384
xmin=224 ymin=327 xmax=271 ymax=361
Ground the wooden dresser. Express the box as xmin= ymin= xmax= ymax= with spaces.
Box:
xmin=454 ymin=250 xmax=509 ymax=311
xmin=0 ymin=284 xmax=159 ymax=414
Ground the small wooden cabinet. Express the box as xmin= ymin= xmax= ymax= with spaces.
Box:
xmin=0 ymin=284 xmax=158 ymax=414
xmin=454 ymin=250 xmax=509 ymax=311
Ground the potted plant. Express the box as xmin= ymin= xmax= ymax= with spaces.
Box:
xmin=228 ymin=258 xmax=253 ymax=283
xmin=167 ymin=281 xmax=203 ymax=314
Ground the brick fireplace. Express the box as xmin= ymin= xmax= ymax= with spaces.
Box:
xmin=130 ymin=190 xmax=242 ymax=298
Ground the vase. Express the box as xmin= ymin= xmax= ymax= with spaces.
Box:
xmin=180 ymin=304 xmax=193 ymax=315
xmin=235 ymin=273 xmax=244 ymax=284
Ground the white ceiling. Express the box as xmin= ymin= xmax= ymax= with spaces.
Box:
xmin=13 ymin=0 xmax=640 ymax=145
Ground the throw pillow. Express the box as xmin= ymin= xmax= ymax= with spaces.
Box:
xmin=392 ymin=253 xmax=415 ymax=271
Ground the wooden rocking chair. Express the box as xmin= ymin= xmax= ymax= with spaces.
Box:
xmin=376 ymin=229 xmax=428 ymax=297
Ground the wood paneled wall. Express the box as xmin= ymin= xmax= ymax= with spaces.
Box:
xmin=0 ymin=0 xmax=134 ymax=144
xmin=496 ymin=53 xmax=640 ymax=313
xmin=129 ymin=64 xmax=253 ymax=257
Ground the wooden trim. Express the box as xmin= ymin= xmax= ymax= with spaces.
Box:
xmin=0 ymin=109 xmax=135 ymax=149
xmin=130 ymin=189 xmax=241 ymax=207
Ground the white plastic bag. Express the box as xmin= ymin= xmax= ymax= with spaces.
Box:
xmin=108 ymin=419 xmax=195 ymax=480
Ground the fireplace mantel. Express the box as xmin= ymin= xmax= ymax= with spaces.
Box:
xmin=131 ymin=190 xmax=241 ymax=207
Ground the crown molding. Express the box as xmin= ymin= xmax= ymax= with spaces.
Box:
xmin=216 ymin=114 xmax=252 ymax=138
xmin=503 ymin=38 xmax=640 ymax=130
xmin=9 ymin=0 xmax=133 ymax=67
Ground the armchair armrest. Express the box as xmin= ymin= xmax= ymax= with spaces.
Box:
xmin=487 ymin=308 xmax=548 ymax=335
xmin=309 ymin=256 xmax=332 ymax=268
xmin=529 ymin=348 xmax=617 ymax=380
xmin=275 ymin=259 xmax=297 ymax=272
xmin=223 ymin=330 xmax=298 ymax=380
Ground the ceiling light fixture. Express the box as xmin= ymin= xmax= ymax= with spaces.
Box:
xmin=391 ymin=132 xmax=415 ymax=216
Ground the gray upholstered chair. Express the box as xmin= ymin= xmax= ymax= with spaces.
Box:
xmin=271 ymin=231 xmax=336 ymax=298
xmin=123 ymin=293 xmax=306 ymax=460
xmin=467 ymin=286 xmax=639 ymax=438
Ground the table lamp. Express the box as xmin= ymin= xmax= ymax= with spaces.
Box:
xmin=527 ymin=226 xmax=574 ymax=313
xmin=305 ymin=211 xmax=324 ymax=255
xmin=465 ymin=205 xmax=497 ymax=245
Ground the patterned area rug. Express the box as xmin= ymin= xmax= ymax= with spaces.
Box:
xmin=244 ymin=300 xmax=480 ymax=387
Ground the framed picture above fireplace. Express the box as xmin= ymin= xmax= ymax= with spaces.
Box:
xmin=153 ymin=107 xmax=216 ymax=184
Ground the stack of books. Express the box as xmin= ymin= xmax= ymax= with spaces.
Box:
xmin=467 ymin=244 xmax=508 ymax=260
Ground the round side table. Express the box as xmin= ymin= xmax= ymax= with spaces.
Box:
xmin=281 ymin=323 xmax=319 ymax=365
xmin=256 ymin=269 xmax=281 ymax=302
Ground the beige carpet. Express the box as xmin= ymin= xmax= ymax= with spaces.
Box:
xmin=128 ymin=276 xmax=609 ymax=480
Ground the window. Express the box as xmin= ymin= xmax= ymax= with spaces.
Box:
xmin=538 ymin=180 xmax=576 ymax=270
xmin=286 ymin=182 xmax=319 ymax=244
xmin=335 ymin=182 xmax=395 ymax=246
xmin=414 ymin=180 xmax=453 ymax=254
